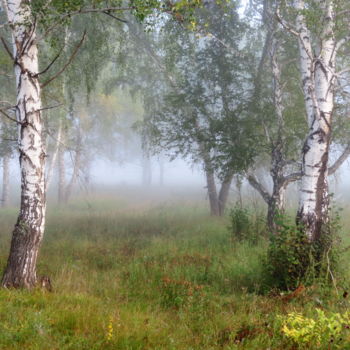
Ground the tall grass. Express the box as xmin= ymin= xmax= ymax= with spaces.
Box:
xmin=0 ymin=194 xmax=349 ymax=349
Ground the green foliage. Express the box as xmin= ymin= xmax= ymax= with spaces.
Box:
xmin=280 ymin=309 xmax=350 ymax=348
xmin=266 ymin=213 xmax=340 ymax=290
xmin=228 ymin=205 xmax=266 ymax=243
xmin=267 ymin=215 xmax=312 ymax=290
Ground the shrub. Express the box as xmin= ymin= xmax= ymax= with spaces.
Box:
xmin=228 ymin=205 xmax=266 ymax=243
xmin=266 ymin=212 xmax=340 ymax=290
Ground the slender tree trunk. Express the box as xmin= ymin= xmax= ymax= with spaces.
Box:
xmin=218 ymin=174 xmax=233 ymax=216
xmin=46 ymin=119 xmax=62 ymax=192
xmin=58 ymin=128 xmax=66 ymax=204
xmin=205 ymin=166 xmax=220 ymax=216
xmin=65 ymin=126 xmax=82 ymax=203
xmin=267 ymin=181 xmax=286 ymax=233
xmin=159 ymin=157 xmax=164 ymax=186
xmin=2 ymin=155 xmax=10 ymax=208
xmin=235 ymin=175 xmax=243 ymax=209
xmin=294 ymin=0 xmax=335 ymax=241
xmin=142 ymin=152 xmax=152 ymax=186
xmin=1 ymin=0 xmax=46 ymax=288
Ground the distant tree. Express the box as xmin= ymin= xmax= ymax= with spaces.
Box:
xmin=116 ymin=2 xmax=257 ymax=215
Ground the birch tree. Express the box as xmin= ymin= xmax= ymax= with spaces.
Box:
xmin=0 ymin=0 xmax=47 ymax=288
xmin=0 ymin=0 xmax=178 ymax=289
xmin=278 ymin=1 xmax=350 ymax=242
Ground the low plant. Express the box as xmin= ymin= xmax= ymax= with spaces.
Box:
xmin=228 ymin=205 xmax=266 ymax=243
xmin=160 ymin=276 xmax=205 ymax=309
xmin=280 ymin=309 xmax=350 ymax=348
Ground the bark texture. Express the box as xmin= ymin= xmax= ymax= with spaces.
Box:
xmin=294 ymin=0 xmax=335 ymax=241
xmin=218 ymin=174 xmax=233 ymax=216
xmin=2 ymin=0 xmax=46 ymax=288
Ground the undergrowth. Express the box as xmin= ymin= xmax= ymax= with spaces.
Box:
xmin=0 ymin=195 xmax=348 ymax=349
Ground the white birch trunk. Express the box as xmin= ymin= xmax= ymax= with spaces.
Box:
xmin=295 ymin=0 xmax=336 ymax=241
xmin=1 ymin=0 xmax=46 ymax=288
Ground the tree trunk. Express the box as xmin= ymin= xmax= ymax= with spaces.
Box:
xmin=142 ymin=152 xmax=152 ymax=186
xmin=218 ymin=174 xmax=233 ymax=216
xmin=267 ymin=182 xmax=286 ymax=233
xmin=1 ymin=0 xmax=46 ymax=288
xmin=2 ymin=155 xmax=10 ymax=208
xmin=205 ymin=167 xmax=219 ymax=216
xmin=159 ymin=157 xmax=164 ymax=186
xmin=46 ymin=119 xmax=62 ymax=192
xmin=294 ymin=0 xmax=335 ymax=242
xmin=58 ymin=128 xmax=66 ymax=204
xmin=65 ymin=126 xmax=82 ymax=203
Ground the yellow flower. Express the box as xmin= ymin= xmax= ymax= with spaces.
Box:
xmin=106 ymin=316 xmax=113 ymax=341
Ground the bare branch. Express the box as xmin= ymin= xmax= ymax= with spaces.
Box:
xmin=102 ymin=10 xmax=128 ymax=23
xmin=328 ymin=144 xmax=350 ymax=175
xmin=283 ymin=172 xmax=302 ymax=186
xmin=246 ymin=172 xmax=271 ymax=204
xmin=41 ymin=6 xmax=135 ymax=38
xmin=35 ymin=51 xmax=61 ymax=76
xmin=39 ymin=103 xmax=64 ymax=112
xmin=41 ymin=30 xmax=86 ymax=89
xmin=276 ymin=6 xmax=299 ymax=36
xmin=0 ymin=108 xmax=21 ymax=124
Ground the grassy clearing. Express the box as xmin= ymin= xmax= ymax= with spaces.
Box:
xmin=0 ymin=193 xmax=350 ymax=349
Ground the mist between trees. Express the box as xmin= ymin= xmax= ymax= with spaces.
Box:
xmin=0 ymin=0 xmax=350 ymax=302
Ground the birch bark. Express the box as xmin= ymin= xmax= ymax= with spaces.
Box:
xmin=294 ymin=0 xmax=336 ymax=241
xmin=1 ymin=0 xmax=46 ymax=288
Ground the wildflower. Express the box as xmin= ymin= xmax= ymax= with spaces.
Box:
xmin=106 ymin=316 xmax=113 ymax=341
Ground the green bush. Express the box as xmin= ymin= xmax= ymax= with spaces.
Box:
xmin=266 ymin=213 xmax=340 ymax=290
xmin=228 ymin=205 xmax=266 ymax=243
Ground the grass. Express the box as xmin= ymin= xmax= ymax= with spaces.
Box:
xmin=0 ymin=191 xmax=349 ymax=349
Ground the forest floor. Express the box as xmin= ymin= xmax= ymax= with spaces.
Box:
xmin=0 ymin=188 xmax=350 ymax=349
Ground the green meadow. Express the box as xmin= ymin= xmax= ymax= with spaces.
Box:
xmin=0 ymin=189 xmax=349 ymax=350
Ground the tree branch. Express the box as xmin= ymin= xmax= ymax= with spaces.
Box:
xmin=103 ymin=10 xmax=128 ymax=23
xmin=35 ymin=51 xmax=61 ymax=76
xmin=275 ymin=6 xmax=299 ymax=36
xmin=0 ymin=108 xmax=21 ymax=124
xmin=246 ymin=172 xmax=271 ymax=204
xmin=41 ymin=30 xmax=87 ymax=88
xmin=328 ymin=144 xmax=350 ymax=175
xmin=283 ymin=172 xmax=302 ymax=186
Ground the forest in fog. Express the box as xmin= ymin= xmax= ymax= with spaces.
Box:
xmin=2 ymin=0 xmax=350 ymax=349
